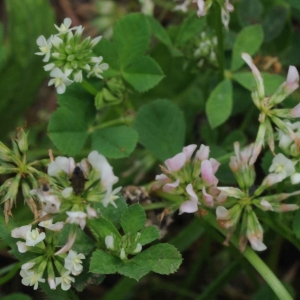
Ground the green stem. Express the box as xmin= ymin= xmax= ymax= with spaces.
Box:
xmin=143 ymin=202 xmax=170 ymax=211
xmin=81 ymin=79 xmax=98 ymax=96
xmin=90 ymin=116 xmax=134 ymax=132
xmin=213 ymin=3 xmax=225 ymax=81
xmin=203 ymin=212 xmax=293 ymax=300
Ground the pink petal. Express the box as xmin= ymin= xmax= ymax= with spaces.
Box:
xmin=286 ymin=66 xmax=299 ymax=93
xmin=179 ymin=201 xmax=198 ymax=215
xmin=216 ymin=191 xmax=227 ymax=204
xmin=216 ymin=206 xmax=229 ymax=220
xmin=195 ymin=144 xmax=209 ymax=161
xmin=202 ymin=187 xmax=214 ymax=207
xmin=186 ymin=183 xmax=198 ymax=202
xmin=163 ymin=179 xmax=180 ymax=193
xmin=260 ymin=199 xmax=273 ymax=211
xmin=290 ymin=103 xmax=300 ymax=118
xmin=183 ymin=144 xmax=197 ymax=161
xmin=201 ymin=160 xmax=218 ymax=185
xmin=278 ymin=204 xmax=299 ymax=212
xmin=209 ymin=158 xmax=220 ymax=174
xmin=164 ymin=153 xmax=186 ymax=172
xmin=155 ymin=174 xmax=170 ymax=184
xmin=248 ymin=235 xmax=267 ymax=251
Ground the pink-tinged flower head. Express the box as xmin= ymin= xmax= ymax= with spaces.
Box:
xmin=195 ymin=144 xmax=210 ymax=161
xmin=201 ymin=160 xmax=218 ymax=186
xmin=285 ymin=66 xmax=299 ymax=94
xmin=163 ymin=179 xmax=180 ymax=193
xmin=164 ymin=152 xmax=186 ymax=172
xmin=183 ymin=144 xmax=197 ymax=161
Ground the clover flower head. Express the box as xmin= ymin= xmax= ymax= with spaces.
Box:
xmin=35 ymin=35 xmax=52 ymax=62
xmin=64 ymin=250 xmax=86 ymax=275
xmin=20 ymin=270 xmax=45 ymax=290
xmin=55 ymin=271 xmax=75 ymax=291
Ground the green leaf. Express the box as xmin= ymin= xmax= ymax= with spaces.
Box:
xmin=2 ymin=294 xmax=31 ymax=300
xmin=0 ymin=0 xmax=55 ymax=135
xmin=146 ymin=16 xmax=181 ymax=57
xmin=233 ymin=72 xmax=285 ymax=95
xmin=262 ymin=6 xmax=288 ymax=43
xmin=88 ymin=217 xmax=122 ymax=240
xmin=118 ymin=262 xmax=150 ymax=281
xmin=48 ymin=85 xmax=96 ymax=156
xmin=97 ymin=196 xmax=128 ymax=229
xmin=231 ymin=25 xmax=264 ymax=71
xmin=206 ymin=80 xmax=233 ymax=129
xmin=114 ymin=13 xmax=150 ymax=67
xmin=285 ymin=0 xmax=300 ymax=10
xmin=131 ymin=244 xmax=182 ymax=275
xmin=122 ymin=56 xmax=165 ymax=92
xmin=90 ymin=250 xmax=123 ymax=274
xmin=92 ymin=126 xmax=139 ymax=158
xmin=238 ymin=0 xmax=263 ymax=27
xmin=121 ymin=204 xmax=146 ymax=234
xmin=93 ymin=38 xmax=120 ymax=77
xmin=73 ymin=253 xmax=105 ymax=292
xmin=175 ymin=14 xmax=206 ymax=46
xmin=293 ymin=210 xmax=300 ymax=239
xmin=135 ymin=99 xmax=186 ymax=161
xmin=139 ymin=226 xmax=161 ymax=246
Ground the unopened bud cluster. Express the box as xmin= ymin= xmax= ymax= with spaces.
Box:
xmin=155 ymin=144 xmax=221 ymax=214
xmin=36 ymin=18 xmax=109 ymax=94
xmin=105 ymin=231 xmax=143 ymax=260
xmin=0 ymin=128 xmax=45 ymax=222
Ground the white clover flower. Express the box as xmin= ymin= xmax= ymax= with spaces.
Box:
xmin=20 ymin=269 xmax=45 ymax=290
xmin=174 ymin=0 xmax=191 ymax=12
xmin=62 ymin=187 xmax=73 ymax=199
xmin=44 ymin=63 xmax=56 ymax=71
xmin=35 ymin=35 xmax=52 ymax=62
xmin=268 ymin=153 xmax=296 ymax=181
xmin=87 ymin=57 xmax=109 ymax=79
xmin=48 ymin=156 xmax=76 ymax=177
xmin=48 ymin=68 xmax=73 ymax=94
xmin=11 ymin=225 xmax=32 ymax=239
xmin=25 ymin=228 xmax=46 ymax=247
xmin=73 ymin=70 xmax=83 ymax=82
xmin=55 ymin=271 xmax=75 ymax=291
xmin=21 ymin=262 xmax=35 ymax=271
xmin=54 ymin=18 xmax=77 ymax=35
xmin=64 ymin=250 xmax=86 ymax=276
xmin=16 ymin=241 xmax=29 ymax=253
xmin=38 ymin=219 xmax=64 ymax=231
xmin=66 ymin=211 xmax=87 ymax=230
xmin=103 ymin=186 xmax=122 ymax=208
xmin=90 ymin=36 xmax=102 ymax=48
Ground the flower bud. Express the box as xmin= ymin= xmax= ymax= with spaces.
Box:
xmin=120 ymin=248 xmax=127 ymax=260
xmin=132 ymin=243 xmax=142 ymax=254
xmin=105 ymin=235 xmax=114 ymax=250
xmin=16 ymin=128 xmax=28 ymax=153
